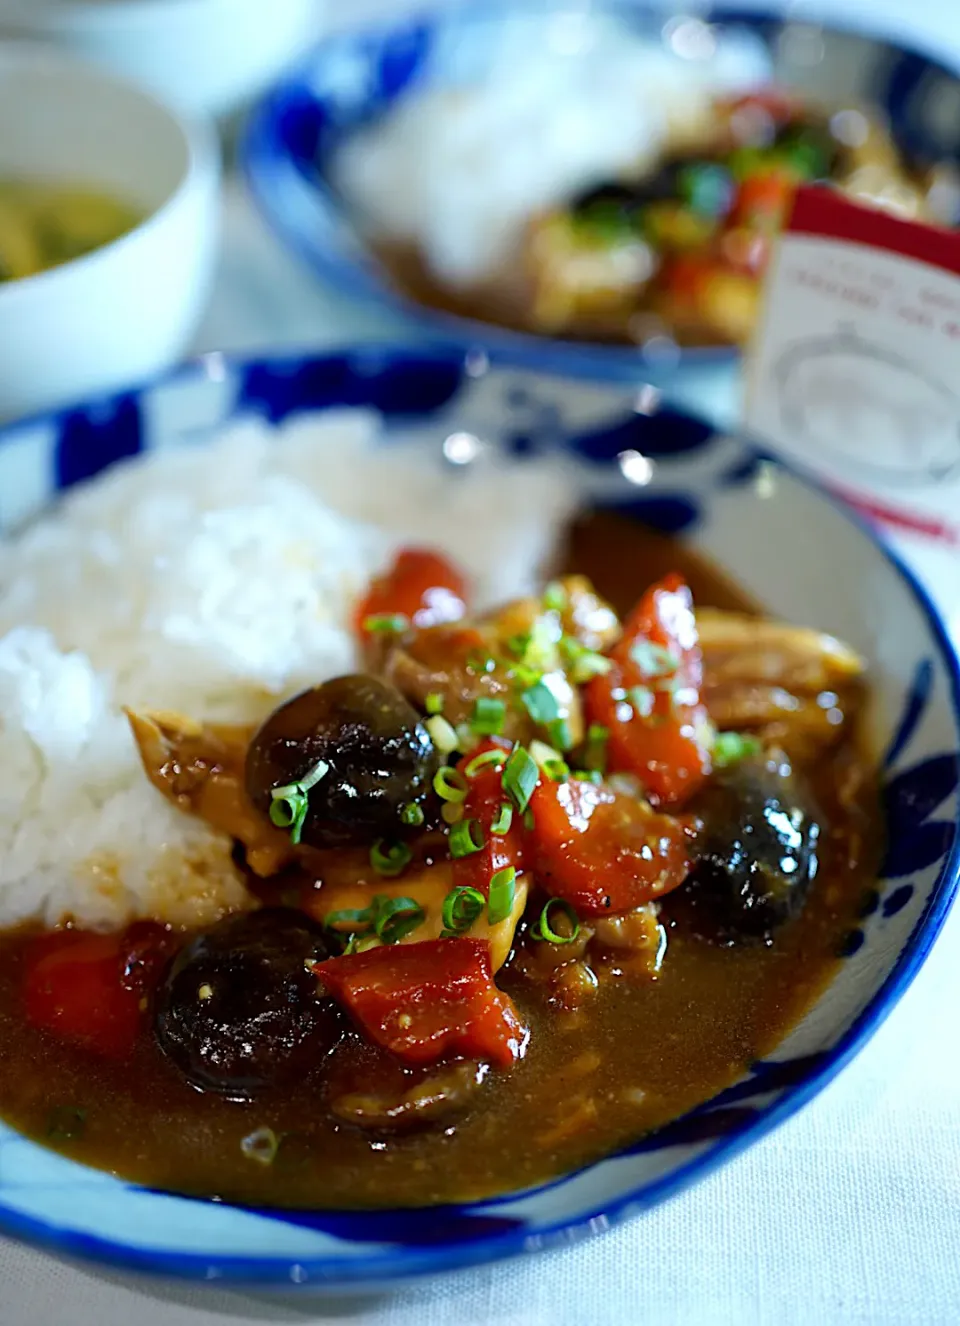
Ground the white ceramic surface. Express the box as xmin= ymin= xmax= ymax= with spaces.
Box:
xmin=0 ymin=44 xmax=220 ymax=421
xmin=0 ymin=0 xmax=326 ymax=117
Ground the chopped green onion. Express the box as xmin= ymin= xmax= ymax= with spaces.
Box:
xmin=543 ymin=581 xmax=567 ymax=612
xmin=547 ymin=718 xmax=573 ymax=752
xmin=363 ymin=613 xmax=409 ymax=634
xmin=501 ymin=744 xmax=539 ymax=813
xmin=241 ymin=1126 xmax=280 ymax=1166
xmin=574 ymin=769 xmax=604 ymax=785
xmin=630 ymin=640 xmax=679 ymax=677
xmin=629 ymin=685 xmax=656 ymax=719
xmin=570 ymin=651 xmax=613 ymax=684
xmin=433 ymin=767 xmax=468 ymax=803
xmin=425 ymin=692 xmax=444 ymax=715
xmin=268 ymin=785 xmax=306 ymax=837
xmin=441 ymin=801 xmax=464 ymax=825
xmin=374 ymin=895 xmax=425 ymax=944
xmin=487 ymin=866 xmax=517 ymax=926
xmin=426 ymin=714 xmax=459 ymax=754
xmin=465 ymin=748 xmax=508 ymax=778
xmin=523 ymin=807 xmax=536 ymax=831
xmin=370 ymin=839 xmax=413 ymax=878
xmin=342 ymin=932 xmax=380 ymax=956
xmin=521 ymin=680 xmax=561 ymax=725
xmin=584 ymin=722 xmax=609 ymax=773
xmin=268 ymin=759 xmax=330 ymax=842
xmin=532 ymin=898 xmax=581 ymax=945
xmin=456 ymin=722 xmax=477 ymax=753
xmin=713 ymin=730 xmax=763 ymax=769
xmin=511 ymin=663 xmax=542 ymax=690
xmin=400 ymin=801 xmax=425 ymax=827
xmin=441 ymin=885 xmax=485 ymax=934
xmin=530 ymin=736 xmax=569 ymax=780
xmin=471 ymin=696 xmax=506 ymax=736
xmin=300 ymin=759 xmax=330 ymax=791
xmin=467 ymin=651 xmax=496 ymax=675
xmin=324 ymin=906 xmax=375 ymax=933
xmin=491 ymin=802 xmax=513 ymax=836
xmin=506 ymin=632 xmax=531 ymax=659
xmin=449 ymin=817 xmax=484 ymax=858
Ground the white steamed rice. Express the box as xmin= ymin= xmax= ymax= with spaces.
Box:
xmin=0 ymin=410 xmax=576 ymax=931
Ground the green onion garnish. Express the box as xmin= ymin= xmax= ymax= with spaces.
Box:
xmin=241 ymin=1126 xmax=280 ymax=1166
xmin=441 ymin=801 xmax=464 ymax=825
xmin=523 ymin=807 xmax=536 ymax=831
xmin=426 ymin=714 xmax=460 ymax=754
xmin=713 ymin=730 xmax=763 ymax=769
xmin=400 ymin=801 xmax=425 ymax=827
xmin=530 ymin=739 xmax=569 ymax=779
xmin=570 ymin=651 xmax=613 ymax=684
xmin=543 ymin=581 xmax=567 ymax=612
xmin=425 ymin=692 xmax=444 ymax=715
xmin=464 ymin=748 xmax=508 ymax=778
xmin=471 ymin=696 xmax=506 ymax=736
xmin=532 ymin=898 xmax=581 ymax=945
xmin=506 ymin=631 xmax=531 ymax=659
xmin=268 ymin=759 xmax=329 ymax=844
xmin=433 ymin=767 xmax=468 ymax=803
xmin=521 ymin=679 xmax=561 ymax=725
xmin=370 ymin=839 xmax=413 ymax=877
xmin=441 ymin=885 xmax=486 ymax=935
xmin=574 ymin=769 xmax=604 ymax=785
xmin=501 ymin=744 xmax=539 ymax=814
xmin=467 ymin=651 xmax=496 ymax=675
xmin=325 ymin=905 xmax=375 ymax=933
xmin=629 ymin=685 xmax=656 ymax=719
xmin=630 ymin=640 xmax=679 ymax=677
xmin=584 ymin=722 xmax=609 ymax=772
xmin=449 ymin=817 xmax=484 ymax=858
xmin=491 ymin=802 xmax=513 ymax=836
xmin=487 ymin=866 xmax=517 ymax=926
xmin=363 ymin=613 xmax=409 ymax=634
xmin=373 ymin=895 xmax=425 ymax=944
xmin=547 ymin=718 xmax=573 ymax=752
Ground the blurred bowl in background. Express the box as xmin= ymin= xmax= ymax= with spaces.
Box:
xmin=0 ymin=0 xmax=325 ymax=117
xmin=0 ymin=44 xmax=219 ymax=421
xmin=242 ymin=3 xmax=960 ymax=385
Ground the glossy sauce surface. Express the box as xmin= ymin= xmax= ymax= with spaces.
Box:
xmin=0 ymin=517 xmax=879 ymax=1208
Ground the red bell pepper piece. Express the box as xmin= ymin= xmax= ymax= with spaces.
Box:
xmin=528 ymin=776 xmax=697 ymax=915
xmin=730 ymin=171 xmax=795 ymax=230
xmin=452 ymin=738 xmax=527 ymax=897
xmin=356 ymin=547 xmax=468 ymax=637
xmin=22 ymin=922 xmax=173 ymax=1059
xmin=586 ymin=573 xmax=712 ymax=807
xmin=313 ymin=938 xmax=528 ymax=1068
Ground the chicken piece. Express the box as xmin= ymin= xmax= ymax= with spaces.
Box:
xmin=302 ymin=860 xmax=528 ymax=973
xmin=377 ymin=576 xmax=616 ymax=749
xmin=379 ymin=623 xmax=529 ymax=737
xmin=127 ymin=710 xmax=295 ymax=878
xmin=328 ymin=1060 xmax=488 ymax=1132
xmin=696 ymin=609 xmax=866 ymax=763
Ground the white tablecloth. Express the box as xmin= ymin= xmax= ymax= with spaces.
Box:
xmin=4 ymin=3 xmax=960 ymax=1323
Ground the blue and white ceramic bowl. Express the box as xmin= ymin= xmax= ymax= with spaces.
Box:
xmin=0 ymin=347 xmax=957 ymax=1288
xmin=242 ymin=5 xmax=960 ymax=383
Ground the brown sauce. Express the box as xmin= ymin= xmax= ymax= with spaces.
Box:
xmin=0 ymin=516 xmax=880 ymax=1208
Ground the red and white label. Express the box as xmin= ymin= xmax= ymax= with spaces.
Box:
xmin=745 ymin=186 xmax=960 ymax=547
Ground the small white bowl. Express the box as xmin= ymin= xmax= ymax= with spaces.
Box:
xmin=0 ymin=44 xmax=219 ymax=421
xmin=0 ymin=0 xmax=325 ymax=117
